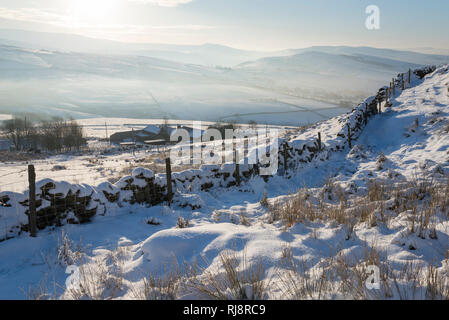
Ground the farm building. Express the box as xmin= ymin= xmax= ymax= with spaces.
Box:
xmin=110 ymin=124 xmax=170 ymax=145
xmin=110 ymin=124 xmax=205 ymax=145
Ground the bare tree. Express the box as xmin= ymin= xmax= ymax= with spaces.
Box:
xmin=2 ymin=118 xmax=27 ymax=150
xmin=2 ymin=116 xmax=86 ymax=152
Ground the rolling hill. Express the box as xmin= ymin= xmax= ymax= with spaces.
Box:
xmin=1 ymin=30 xmax=449 ymax=125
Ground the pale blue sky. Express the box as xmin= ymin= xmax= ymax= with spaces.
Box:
xmin=0 ymin=0 xmax=448 ymax=50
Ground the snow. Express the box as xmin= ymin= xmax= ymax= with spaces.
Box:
xmin=141 ymin=224 xmax=230 ymax=269
xmin=132 ymin=168 xmax=154 ymax=179
xmin=142 ymin=125 xmax=161 ymax=135
xmin=115 ymin=176 xmax=134 ymax=189
xmin=0 ymin=114 xmax=12 ymax=121
xmin=97 ymin=182 xmax=120 ymax=194
xmin=0 ymin=65 xmax=449 ymax=299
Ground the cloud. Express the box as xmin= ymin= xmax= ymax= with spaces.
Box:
xmin=0 ymin=6 xmax=216 ymax=42
xmin=0 ymin=7 xmax=68 ymax=26
xmin=0 ymin=7 xmax=213 ymax=30
xmin=150 ymin=24 xmax=215 ymax=30
xmin=128 ymin=0 xmax=194 ymax=7
xmin=0 ymin=0 xmax=196 ymax=27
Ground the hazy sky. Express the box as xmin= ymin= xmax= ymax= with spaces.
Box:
xmin=0 ymin=0 xmax=448 ymax=51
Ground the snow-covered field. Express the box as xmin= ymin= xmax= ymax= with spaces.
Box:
xmin=0 ymin=148 xmax=151 ymax=193
xmin=0 ymin=114 xmax=12 ymax=121
xmin=1 ymin=66 xmax=449 ymax=300
xmin=0 ymin=119 xmax=290 ymax=193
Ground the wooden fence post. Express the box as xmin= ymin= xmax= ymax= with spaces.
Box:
xmin=132 ymin=128 xmax=135 ymax=156
xmin=165 ymin=157 xmax=173 ymax=205
xmin=347 ymin=124 xmax=352 ymax=149
xmin=317 ymin=132 xmax=322 ymax=151
xmin=28 ymin=165 xmax=37 ymax=237
xmin=235 ymin=163 xmax=241 ymax=185
xmin=283 ymin=142 xmax=288 ymax=176
xmin=378 ymin=100 xmax=382 ymax=114
xmin=233 ymin=149 xmax=241 ymax=185
xmin=408 ymin=68 xmax=411 ymax=84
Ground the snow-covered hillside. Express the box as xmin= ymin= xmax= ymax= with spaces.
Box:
xmin=0 ymin=66 xmax=449 ymax=300
xmin=2 ymin=35 xmax=449 ymax=125
xmin=0 ymin=43 xmax=345 ymax=125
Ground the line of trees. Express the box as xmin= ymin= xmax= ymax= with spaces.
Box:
xmin=1 ymin=117 xmax=86 ymax=152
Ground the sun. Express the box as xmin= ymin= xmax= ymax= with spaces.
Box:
xmin=67 ymin=0 xmax=120 ymax=23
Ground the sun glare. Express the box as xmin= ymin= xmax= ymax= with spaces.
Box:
xmin=67 ymin=0 xmax=120 ymax=23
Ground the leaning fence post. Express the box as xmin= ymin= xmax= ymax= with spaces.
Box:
xmin=165 ymin=157 xmax=173 ymax=205
xmin=347 ymin=124 xmax=352 ymax=149
xmin=28 ymin=164 xmax=37 ymax=237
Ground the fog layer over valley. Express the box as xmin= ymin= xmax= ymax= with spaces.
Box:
xmin=1 ymin=30 xmax=449 ymax=125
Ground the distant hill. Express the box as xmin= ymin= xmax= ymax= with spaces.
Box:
xmin=277 ymin=46 xmax=449 ymax=66
xmin=0 ymin=29 xmax=271 ymax=67
xmin=1 ymin=30 xmax=449 ymax=125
